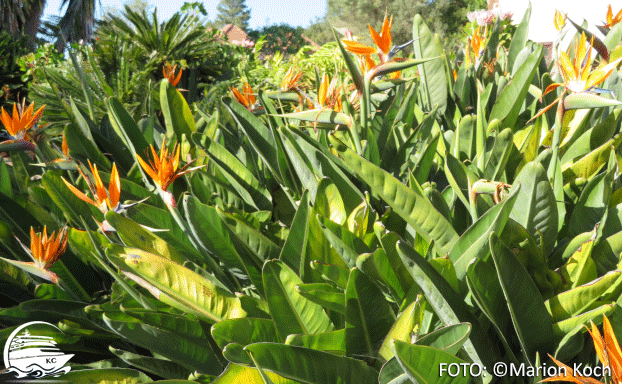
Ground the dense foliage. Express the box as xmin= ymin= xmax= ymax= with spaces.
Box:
xmin=2 ymin=3 xmax=622 ymax=384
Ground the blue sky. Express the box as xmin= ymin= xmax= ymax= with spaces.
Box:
xmin=42 ymin=0 xmax=328 ymax=30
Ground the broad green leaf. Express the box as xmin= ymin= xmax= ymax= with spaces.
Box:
xmin=356 ymin=249 xmax=405 ymax=304
xmin=212 ymin=318 xmax=280 ymax=349
xmin=263 ymin=260 xmax=334 ymax=340
xmin=105 ymin=211 xmax=186 ymax=264
xmin=489 ymin=233 xmax=554 ymax=365
xmin=412 ymin=15 xmax=447 ymax=114
xmin=222 ymin=96 xmax=284 ymax=184
xmin=392 ymin=340 xmax=471 ymax=384
xmin=212 ymin=362 xmax=297 ymax=384
xmin=102 ymin=311 xmax=222 ymax=375
xmin=243 ymin=343 xmax=379 ymax=384
xmin=106 ymin=245 xmax=247 ymax=323
xmin=568 ymin=169 xmax=614 ymax=236
xmin=279 ymin=190 xmax=310 ymax=274
xmin=509 ymin=162 xmax=558 ymax=256
xmin=282 ymin=128 xmax=364 ymax=213
xmin=396 ymin=242 xmax=490 ymax=369
xmin=194 ymin=132 xmax=272 ymax=211
xmin=489 ymin=45 xmax=542 ymax=129
xmin=45 ymin=368 xmax=151 ymax=383
xmin=160 ymin=80 xmax=195 ymax=141
xmin=545 ymin=271 xmax=622 ymax=322
xmin=552 ymin=303 xmax=615 ymax=337
xmin=379 ymin=299 xmax=424 ymax=361
xmin=277 ymin=109 xmax=352 ymax=127
xmin=296 ymin=283 xmax=345 ymax=314
xmin=310 ymin=260 xmax=349 ymax=289
xmin=560 ymin=237 xmax=597 ymax=288
xmin=416 ymin=323 xmax=472 ymax=356
xmin=41 ymin=171 xmax=98 ymax=228
xmin=64 ymin=124 xmax=110 ymax=170
xmin=316 ymin=179 xmax=347 ymax=226
xmin=345 ymin=268 xmax=396 ymax=360
xmin=182 ymin=195 xmax=248 ymax=273
xmin=329 ymin=134 xmax=458 ymax=255
xmin=507 ymin=4 xmax=531 ymax=70
xmin=106 ymin=97 xmax=149 ymax=157
xmin=449 ymin=185 xmax=519 ymax=283
xmin=109 ymin=347 xmax=191 ymax=380
xmin=484 ymin=128 xmax=514 ymax=181
xmin=285 ymin=329 xmax=346 ymax=354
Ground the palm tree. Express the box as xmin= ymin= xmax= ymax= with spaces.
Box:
xmin=0 ymin=0 xmax=46 ymax=43
xmin=0 ymin=0 xmax=99 ymax=49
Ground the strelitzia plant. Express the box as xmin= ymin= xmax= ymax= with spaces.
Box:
xmin=543 ymin=316 xmax=622 ymax=383
xmin=534 ymin=33 xmax=622 ymax=120
xmin=162 ymin=62 xmax=183 ymax=87
xmin=602 ymin=4 xmax=622 ymax=32
xmin=1 ymin=226 xmax=68 ymax=284
xmin=230 ymin=82 xmax=260 ymax=112
xmin=0 ymin=99 xmax=45 ymax=151
xmin=62 ymin=161 xmax=147 ymax=231
xmin=136 ymin=143 xmax=203 ymax=208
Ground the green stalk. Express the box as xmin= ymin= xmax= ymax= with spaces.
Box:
xmin=547 ymin=98 xmax=566 ymax=183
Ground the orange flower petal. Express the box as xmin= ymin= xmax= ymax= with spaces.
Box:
xmin=108 ymin=163 xmax=120 ymax=210
xmin=342 ymin=40 xmax=377 ymax=55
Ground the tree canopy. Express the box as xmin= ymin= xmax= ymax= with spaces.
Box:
xmin=215 ymin=0 xmax=251 ymax=30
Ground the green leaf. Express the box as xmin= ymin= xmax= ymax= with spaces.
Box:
xmin=545 ymin=270 xmax=622 ymax=322
xmin=412 ymin=14 xmax=447 ymax=114
xmin=45 ymin=368 xmax=152 ymax=383
xmin=182 ymin=195 xmax=247 ymax=273
xmin=509 ymin=162 xmax=558 ymax=256
xmin=507 ymin=4 xmax=531 ymax=70
xmin=279 ymin=190 xmax=310 ymax=274
xmin=489 ymin=233 xmax=554 ymax=365
xmin=489 ymin=45 xmax=542 ymax=129
xmin=316 ymin=179 xmax=347 ymax=226
xmin=105 ymin=211 xmax=186 ymax=264
xmin=106 ymin=245 xmax=247 ymax=323
xmin=243 ymin=342 xmax=378 ymax=384
xmin=392 ymin=340 xmax=471 ymax=384
xmin=212 ymin=318 xmax=280 ymax=349
xmin=277 ymin=109 xmax=352 ymax=127
xmin=285 ymin=329 xmax=346 ymax=354
xmin=396 ymin=242 xmax=488 ymax=369
xmin=282 ymin=128 xmax=364 ymax=213
xmin=102 ymin=311 xmax=222 ymax=374
xmin=193 ymin=132 xmax=272 ymax=211
xmin=41 ymin=171 xmax=98 ymax=228
xmin=563 ymin=92 xmax=622 ymax=110
xmin=296 ymin=283 xmax=345 ymax=314
xmin=329 ymin=134 xmax=458 ymax=255
xmin=568 ymin=169 xmax=614 ymax=236
xmin=64 ymin=124 xmax=110 ymax=170
xmin=379 ymin=299 xmax=424 ymax=361
xmin=345 ymin=268 xmax=396 ymax=360
xmin=416 ymin=323 xmax=472 ymax=356
xmin=263 ymin=259 xmax=334 ymax=340
xmin=222 ymin=96 xmax=283 ymax=184
xmin=448 ymin=185 xmax=519 ymax=283
xmin=109 ymin=347 xmax=192 ymax=380
xmin=160 ymin=80 xmax=195 ymax=141
xmin=212 ymin=362 xmax=297 ymax=384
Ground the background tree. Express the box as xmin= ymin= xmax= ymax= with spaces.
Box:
xmin=305 ymin=0 xmax=474 ymax=51
xmin=215 ymin=0 xmax=251 ymax=30
xmin=247 ymin=24 xmax=306 ymax=55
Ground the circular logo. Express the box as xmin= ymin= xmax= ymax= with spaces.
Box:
xmin=3 ymin=321 xmax=73 ymax=379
